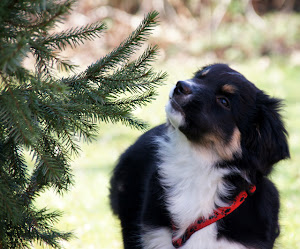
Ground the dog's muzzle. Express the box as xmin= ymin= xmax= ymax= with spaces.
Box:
xmin=166 ymin=80 xmax=194 ymax=128
xmin=170 ymin=80 xmax=194 ymax=109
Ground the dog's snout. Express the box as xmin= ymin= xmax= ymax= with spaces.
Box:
xmin=175 ymin=81 xmax=192 ymax=95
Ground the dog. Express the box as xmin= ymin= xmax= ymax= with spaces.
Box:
xmin=109 ymin=64 xmax=289 ymax=249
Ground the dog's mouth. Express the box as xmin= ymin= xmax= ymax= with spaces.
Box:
xmin=170 ymin=98 xmax=185 ymax=116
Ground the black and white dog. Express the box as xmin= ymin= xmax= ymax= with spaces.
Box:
xmin=109 ymin=64 xmax=289 ymax=249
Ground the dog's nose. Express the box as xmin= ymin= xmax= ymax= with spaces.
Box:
xmin=174 ymin=81 xmax=192 ymax=95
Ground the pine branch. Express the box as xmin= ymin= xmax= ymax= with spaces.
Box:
xmin=1 ymin=139 xmax=27 ymax=188
xmin=101 ymin=68 xmax=167 ymax=96
xmin=0 ymin=2 xmax=166 ymax=247
xmin=40 ymin=22 xmax=107 ymax=50
xmin=29 ymin=87 xmax=98 ymax=148
xmin=0 ymin=83 xmax=39 ymax=147
xmin=59 ymin=12 xmax=159 ymax=86
xmin=107 ymin=90 xmax=156 ymax=109
xmin=134 ymin=44 xmax=160 ymax=69
xmin=31 ymin=44 xmax=77 ymax=74
xmin=61 ymin=44 xmax=166 ymax=102
xmin=83 ymin=11 xmax=160 ymax=80
xmin=0 ymin=178 xmax=24 ymax=224
xmin=22 ymin=0 xmax=76 ymax=31
xmin=28 ymin=134 xmax=74 ymax=195
xmin=82 ymin=104 xmax=147 ymax=130
xmin=0 ymin=37 xmax=30 ymax=73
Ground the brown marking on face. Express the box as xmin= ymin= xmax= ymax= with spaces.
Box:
xmin=222 ymin=84 xmax=237 ymax=94
xmin=203 ymin=127 xmax=242 ymax=160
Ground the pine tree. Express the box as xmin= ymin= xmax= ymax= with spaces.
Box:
xmin=0 ymin=0 xmax=166 ymax=247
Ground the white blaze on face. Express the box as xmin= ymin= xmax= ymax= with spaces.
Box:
xmin=165 ymin=86 xmax=184 ymax=129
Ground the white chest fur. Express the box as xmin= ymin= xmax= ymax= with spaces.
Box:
xmin=142 ymin=226 xmax=248 ymax=249
xmin=150 ymin=127 xmax=248 ymax=249
xmin=157 ymin=128 xmax=230 ymax=233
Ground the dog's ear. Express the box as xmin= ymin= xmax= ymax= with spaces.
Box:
xmin=247 ymin=91 xmax=289 ymax=175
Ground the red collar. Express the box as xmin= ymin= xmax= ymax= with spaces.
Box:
xmin=172 ymin=185 xmax=256 ymax=248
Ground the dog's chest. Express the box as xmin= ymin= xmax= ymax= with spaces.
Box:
xmin=152 ymin=134 xmax=248 ymax=248
xmin=157 ymin=132 xmax=230 ymax=235
xmin=143 ymin=226 xmax=247 ymax=249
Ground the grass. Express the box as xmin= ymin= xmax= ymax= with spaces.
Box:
xmin=32 ymin=57 xmax=300 ymax=249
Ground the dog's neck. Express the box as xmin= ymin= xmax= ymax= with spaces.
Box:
xmin=157 ymin=127 xmax=234 ymax=236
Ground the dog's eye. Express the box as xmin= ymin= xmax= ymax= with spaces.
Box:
xmin=217 ymin=97 xmax=230 ymax=109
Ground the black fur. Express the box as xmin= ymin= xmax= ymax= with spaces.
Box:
xmin=109 ymin=64 xmax=289 ymax=249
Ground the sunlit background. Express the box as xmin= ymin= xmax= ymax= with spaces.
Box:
xmin=33 ymin=0 xmax=300 ymax=248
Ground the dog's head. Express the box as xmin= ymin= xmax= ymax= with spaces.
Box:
xmin=166 ymin=64 xmax=289 ymax=175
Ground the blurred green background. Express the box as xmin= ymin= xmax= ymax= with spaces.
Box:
xmin=32 ymin=0 xmax=300 ymax=248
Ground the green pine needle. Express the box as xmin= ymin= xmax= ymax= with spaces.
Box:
xmin=41 ymin=22 xmax=107 ymax=50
